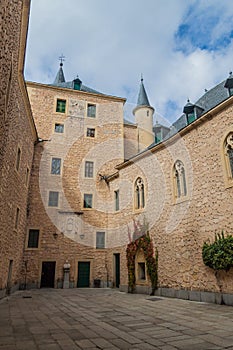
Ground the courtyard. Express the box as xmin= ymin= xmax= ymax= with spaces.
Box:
xmin=1 ymin=288 xmax=233 ymax=350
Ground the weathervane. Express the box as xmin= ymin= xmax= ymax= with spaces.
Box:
xmin=59 ymin=54 xmax=65 ymax=67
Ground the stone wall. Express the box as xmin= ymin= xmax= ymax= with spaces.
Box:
xmin=0 ymin=0 xmax=37 ymax=297
xmin=25 ymin=82 xmax=125 ymax=288
xmin=111 ymin=99 xmax=233 ymax=294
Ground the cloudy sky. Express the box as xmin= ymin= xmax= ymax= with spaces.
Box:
xmin=25 ymin=0 xmax=233 ymax=124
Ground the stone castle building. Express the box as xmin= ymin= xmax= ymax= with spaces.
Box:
xmin=1 ymin=0 xmax=233 ymax=304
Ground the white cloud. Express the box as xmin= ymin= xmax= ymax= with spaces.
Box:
xmin=25 ymin=0 xmax=233 ymax=124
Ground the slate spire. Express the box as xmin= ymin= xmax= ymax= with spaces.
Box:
xmin=137 ymin=75 xmax=151 ymax=107
xmin=53 ymin=55 xmax=66 ymax=84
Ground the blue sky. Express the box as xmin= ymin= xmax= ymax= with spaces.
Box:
xmin=25 ymin=0 xmax=233 ymax=124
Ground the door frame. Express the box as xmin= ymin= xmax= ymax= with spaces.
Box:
xmin=39 ymin=259 xmax=57 ymax=288
xmin=75 ymin=258 xmax=93 ymax=287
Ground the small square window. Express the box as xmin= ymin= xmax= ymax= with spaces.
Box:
xmin=16 ymin=148 xmax=21 ymax=171
xmin=86 ymin=128 xmax=95 ymax=137
xmin=28 ymin=229 xmax=39 ymax=248
xmin=56 ymin=99 xmax=66 ymax=113
xmin=115 ymin=190 xmax=119 ymax=211
xmin=84 ymin=194 xmax=93 ymax=208
xmin=85 ymin=161 xmax=94 ymax=178
xmin=55 ymin=123 xmax=64 ymax=133
xmin=96 ymin=231 xmax=105 ymax=249
xmin=48 ymin=191 xmax=59 ymax=207
xmin=87 ymin=104 xmax=96 ymax=118
xmin=51 ymin=158 xmax=61 ymax=175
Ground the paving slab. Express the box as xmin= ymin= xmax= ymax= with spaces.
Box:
xmin=0 ymin=288 xmax=233 ymax=349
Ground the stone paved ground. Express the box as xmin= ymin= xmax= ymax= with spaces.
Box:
xmin=1 ymin=289 xmax=233 ymax=350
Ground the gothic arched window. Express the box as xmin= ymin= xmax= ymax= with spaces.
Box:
xmin=135 ymin=177 xmax=145 ymax=209
xmin=224 ymin=132 xmax=233 ymax=178
xmin=174 ymin=160 xmax=187 ymax=198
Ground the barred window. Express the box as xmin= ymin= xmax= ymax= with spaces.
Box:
xmin=56 ymin=99 xmax=66 ymax=113
xmin=96 ymin=232 xmax=105 ymax=249
xmin=51 ymin=158 xmax=61 ymax=175
xmin=87 ymin=104 xmax=96 ymax=118
xmin=85 ymin=161 xmax=94 ymax=178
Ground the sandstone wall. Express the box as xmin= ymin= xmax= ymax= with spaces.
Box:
xmin=0 ymin=0 xmax=37 ymax=297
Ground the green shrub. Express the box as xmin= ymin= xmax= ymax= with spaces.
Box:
xmin=202 ymin=232 xmax=233 ymax=271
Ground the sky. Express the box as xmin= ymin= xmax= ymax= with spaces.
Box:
xmin=25 ymin=0 xmax=233 ymax=125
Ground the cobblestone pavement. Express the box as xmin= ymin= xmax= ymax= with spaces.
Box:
xmin=1 ymin=289 xmax=233 ymax=350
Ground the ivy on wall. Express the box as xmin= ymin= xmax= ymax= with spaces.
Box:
xmin=126 ymin=219 xmax=158 ymax=295
xmin=202 ymin=232 xmax=233 ymax=271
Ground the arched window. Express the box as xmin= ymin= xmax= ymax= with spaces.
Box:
xmin=174 ymin=160 xmax=187 ymax=198
xmin=135 ymin=177 xmax=145 ymax=209
xmin=225 ymin=132 xmax=233 ymax=178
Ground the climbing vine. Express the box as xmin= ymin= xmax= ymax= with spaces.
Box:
xmin=202 ymin=232 xmax=233 ymax=271
xmin=126 ymin=219 xmax=158 ymax=295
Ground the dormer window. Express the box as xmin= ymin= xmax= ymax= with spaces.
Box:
xmin=224 ymin=72 xmax=233 ymax=96
xmin=183 ymin=100 xmax=204 ymax=125
xmin=73 ymin=76 xmax=82 ymax=90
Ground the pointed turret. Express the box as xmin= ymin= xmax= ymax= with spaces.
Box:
xmin=54 ymin=62 xmax=65 ymax=84
xmin=54 ymin=55 xmax=66 ymax=84
xmin=133 ymin=76 xmax=154 ymax=150
xmin=137 ymin=77 xmax=151 ymax=107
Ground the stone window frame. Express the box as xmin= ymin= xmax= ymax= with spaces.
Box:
xmin=48 ymin=191 xmax=60 ymax=208
xmin=222 ymin=130 xmax=233 ymax=188
xmin=86 ymin=127 xmax=96 ymax=138
xmin=51 ymin=157 xmax=62 ymax=176
xmin=54 ymin=123 xmax=64 ymax=134
xmin=14 ymin=207 xmax=20 ymax=230
xmin=134 ymin=177 xmax=145 ymax=211
xmin=83 ymin=193 xmax=93 ymax=209
xmin=26 ymin=228 xmax=40 ymax=250
xmin=84 ymin=160 xmax=94 ymax=178
xmin=86 ymin=103 xmax=97 ymax=118
xmin=15 ymin=146 xmax=21 ymax=172
xmin=25 ymin=166 xmax=30 ymax=187
xmin=55 ymin=97 xmax=67 ymax=114
xmin=114 ymin=189 xmax=119 ymax=211
xmin=135 ymin=250 xmax=148 ymax=285
xmin=172 ymin=160 xmax=188 ymax=203
xmin=96 ymin=231 xmax=105 ymax=249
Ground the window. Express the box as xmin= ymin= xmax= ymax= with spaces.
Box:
xmin=187 ymin=112 xmax=195 ymax=124
xmin=56 ymin=99 xmax=66 ymax=113
xmin=26 ymin=167 xmax=30 ymax=186
xmin=28 ymin=229 xmax=39 ymax=248
xmin=55 ymin=123 xmax=64 ymax=133
xmin=174 ymin=160 xmax=187 ymax=198
xmin=84 ymin=194 xmax=93 ymax=208
xmin=138 ymin=262 xmax=146 ymax=280
xmin=16 ymin=148 xmax=21 ymax=171
xmin=15 ymin=207 xmax=20 ymax=229
xmin=85 ymin=161 xmax=94 ymax=178
xmin=48 ymin=191 xmax=59 ymax=207
xmin=87 ymin=103 xmax=96 ymax=118
xmin=134 ymin=178 xmax=145 ymax=209
xmin=51 ymin=158 xmax=61 ymax=175
xmin=96 ymin=231 xmax=105 ymax=249
xmin=86 ymin=128 xmax=95 ymax=137
xmin=115 ymin=190 xmax=119 ymax=211
xmin=224 ymin=132 xmax=233 ymax=178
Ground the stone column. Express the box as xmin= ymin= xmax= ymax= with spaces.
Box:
xmin=63 ymin=261 xmax=71 ymax=289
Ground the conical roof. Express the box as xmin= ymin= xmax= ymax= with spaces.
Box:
xmin=137 ymin=78 xmax=151 ymax=107
xmin=54 ymin=63 xmax=65 ymax=84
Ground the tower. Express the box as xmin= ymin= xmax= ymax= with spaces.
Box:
xmin=133 ymin=77 xmax=154 ymax=150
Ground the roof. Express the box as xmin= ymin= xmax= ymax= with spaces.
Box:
xmin=137 ymin=78 xmax=151 ymax=107
xmin=148 ymin=77 xmax=230 ymax=148
xmin=51 ymin=64 xmax=103 ymax=95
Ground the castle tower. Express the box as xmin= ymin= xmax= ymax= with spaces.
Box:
xmin=133 ymin=77 xmax=154 ymax=150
